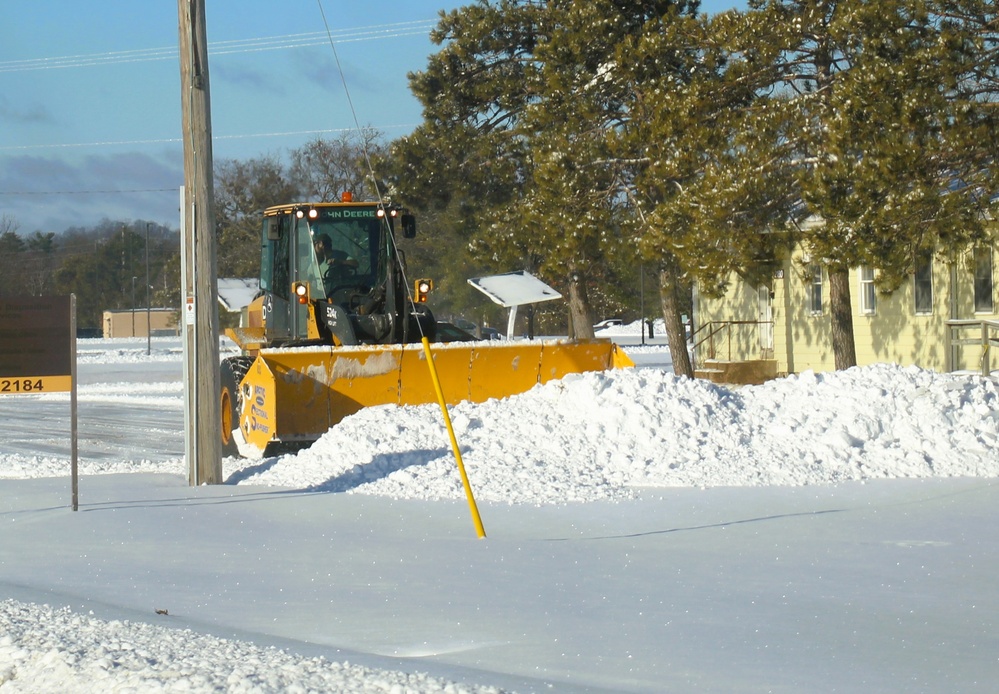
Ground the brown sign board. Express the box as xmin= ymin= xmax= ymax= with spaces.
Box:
xmin=0 ymin=296 xmax=74 ymax=393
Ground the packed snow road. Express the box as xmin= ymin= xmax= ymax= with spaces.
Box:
xmin=1 ymin=334 xmax=998 ymax=693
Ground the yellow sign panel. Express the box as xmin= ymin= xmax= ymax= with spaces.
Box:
xmin=0 ymin=375 xmax=73 ymax=394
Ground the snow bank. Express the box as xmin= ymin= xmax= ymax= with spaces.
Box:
xmin=237 ymin=363 xmax=999 ymax=502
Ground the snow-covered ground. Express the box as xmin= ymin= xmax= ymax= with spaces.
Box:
xmin=1 ymin=332 xmax=998 ymax=692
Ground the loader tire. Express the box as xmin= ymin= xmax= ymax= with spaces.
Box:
xmin=220 ymin=357 xmax=253 ymax=458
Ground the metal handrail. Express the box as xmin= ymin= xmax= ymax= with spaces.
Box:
xmin=690 ymin=321 xmax=730 ymax=359
xmin=690 ymin=320 xmax=774 ymax=369
xmin=947 ymin=319 xmax=999 ymax=377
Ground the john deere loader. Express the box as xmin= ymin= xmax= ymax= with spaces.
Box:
xmin=220 ymin=194 xmax=633 ymax=456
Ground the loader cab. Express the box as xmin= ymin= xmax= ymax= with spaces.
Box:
xmin=258 ymin=201 xmax=424 ymax=346
xmin=304 ymin=208 xmax=382 ymax=304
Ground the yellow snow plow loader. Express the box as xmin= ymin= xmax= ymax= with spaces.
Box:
xmin=221 ymin=197 xmax=633 ymax=456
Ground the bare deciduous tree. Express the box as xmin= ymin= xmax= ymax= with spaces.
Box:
xmin=289 ymin=130 xmax=386 ymax=202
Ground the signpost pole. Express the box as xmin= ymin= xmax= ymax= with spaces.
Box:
xmin=70 ymin=295 xmax=79 ymax=512
xmin=146 ymin=222 xmax=152 ymax=356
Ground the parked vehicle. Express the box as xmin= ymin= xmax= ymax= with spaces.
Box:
xmin=435 ymin=322 xmax=479 ymax=342
xmin=453 ymin=318 xmax=478 ymax=333
xmin=593 ymin=319 xmax=623 ymax=330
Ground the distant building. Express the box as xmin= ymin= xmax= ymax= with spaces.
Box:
xmin=102 ymin=309 xmax=178 ymax=338
xmin=102 ymin=279 xmax=260 ymax=338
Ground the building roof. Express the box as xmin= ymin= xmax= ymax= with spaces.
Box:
xmin=102 ymin=307 xmax=175 ymax=315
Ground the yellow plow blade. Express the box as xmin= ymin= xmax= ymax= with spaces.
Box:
xmin=237 ymin=339 xmax=633 ymax=451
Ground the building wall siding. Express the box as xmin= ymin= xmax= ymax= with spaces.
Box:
xmin=695 ymin=240 xmax=997 ymax=375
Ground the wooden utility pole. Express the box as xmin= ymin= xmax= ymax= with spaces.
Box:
xmin=178 ymin=0 xmax=222 ymax=484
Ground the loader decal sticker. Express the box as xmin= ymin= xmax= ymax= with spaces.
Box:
xmin=254 ymin=386 xmax=266 ymax=407
xmin=251 ymin=405 xmax=268 ymax=420
xmin=325 ymin=209 xmax=376 ymax=219
xmin=249 ymin=419 xmax=270 ymax=435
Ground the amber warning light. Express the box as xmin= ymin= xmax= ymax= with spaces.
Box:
xmin=293 ymin=282 xmax=309 ymax=304
xmin=415 ymin=278 xmax=433 ymax=303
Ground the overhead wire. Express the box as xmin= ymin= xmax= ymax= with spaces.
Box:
xmin=0 ymin=19 xmax=423 ymax=194
xmin=0 ymin=187 xmax=174 ymax=196
xmin=0 ymin=126 xmax=419 ymax=153
xmin=0 ymin=20 xmax=436 ymax=74
xmin=0 ymin=19 xmax=431 ymax=158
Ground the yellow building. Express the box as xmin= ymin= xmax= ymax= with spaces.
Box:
xmin=693 ymin=236 xmax=998 ymax=380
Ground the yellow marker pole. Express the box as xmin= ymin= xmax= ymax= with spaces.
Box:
xmin=421 ymin=337 xmax=486 ymax=538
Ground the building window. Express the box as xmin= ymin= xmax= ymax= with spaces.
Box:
xmin=859 ymin=266 xmax=877 ymax=315
xmin=808 ymin=265 xmax=822 ymax=314
xmin=974 ymin=245 xmax=994 ymax=313
xmin=914 ymin=252 xmax=933 ymax=315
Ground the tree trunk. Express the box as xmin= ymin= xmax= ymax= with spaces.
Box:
xmin=567 ymin=272 xmax=595 ymax=339
xmin=659 ymin=257 xmax=693 ymax=378
xmin=828 ymin=267 xmax=857 ymax=370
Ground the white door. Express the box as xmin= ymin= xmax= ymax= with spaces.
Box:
xmin=758 ymin=285 xmax=774 ymax=354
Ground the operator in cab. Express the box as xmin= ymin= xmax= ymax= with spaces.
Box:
xmin=314 ymin=233 xmax=358 ymax=296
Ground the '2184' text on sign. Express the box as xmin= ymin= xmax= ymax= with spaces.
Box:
xmin=0 ymin=296 xmax=74 ymax=394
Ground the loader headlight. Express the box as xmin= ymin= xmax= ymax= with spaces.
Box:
xmin=293 ymin=282 xmax=310 ymax=305
xmin=414 ymin=278 xmax=433 ymax=303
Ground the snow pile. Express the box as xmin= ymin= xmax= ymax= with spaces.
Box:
xmin=237 ymin=363 xmax=999 ymax=502
xmin=0 ymin=601 xmax=504 ymax=694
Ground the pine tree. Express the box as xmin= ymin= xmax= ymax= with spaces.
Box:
xmin=0 ymin=223 xmax=27 ymax=297
xmin=387 ymin=1 xmax=702 ymax=344
xmin=725 ymin=0 xmax=997 ymax=369
xmin=579 ymin=5 xmax=786 ymax=375
xmin=517 ymin=0 xmax=702 ymax=340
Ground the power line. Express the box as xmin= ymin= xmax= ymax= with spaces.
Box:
xmin=0 ymin=125 xmax=419 ymax=153
xmin=0 ymin=188 xmax=176 ymax=197
xmin=0 ymin=20 xmax=437 ymax=74
xmin=1 ymin=137 xmax=181 ymax=152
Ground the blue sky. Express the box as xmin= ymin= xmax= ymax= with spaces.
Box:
xmin=0 ymin=0 xmax=741 ymax=233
